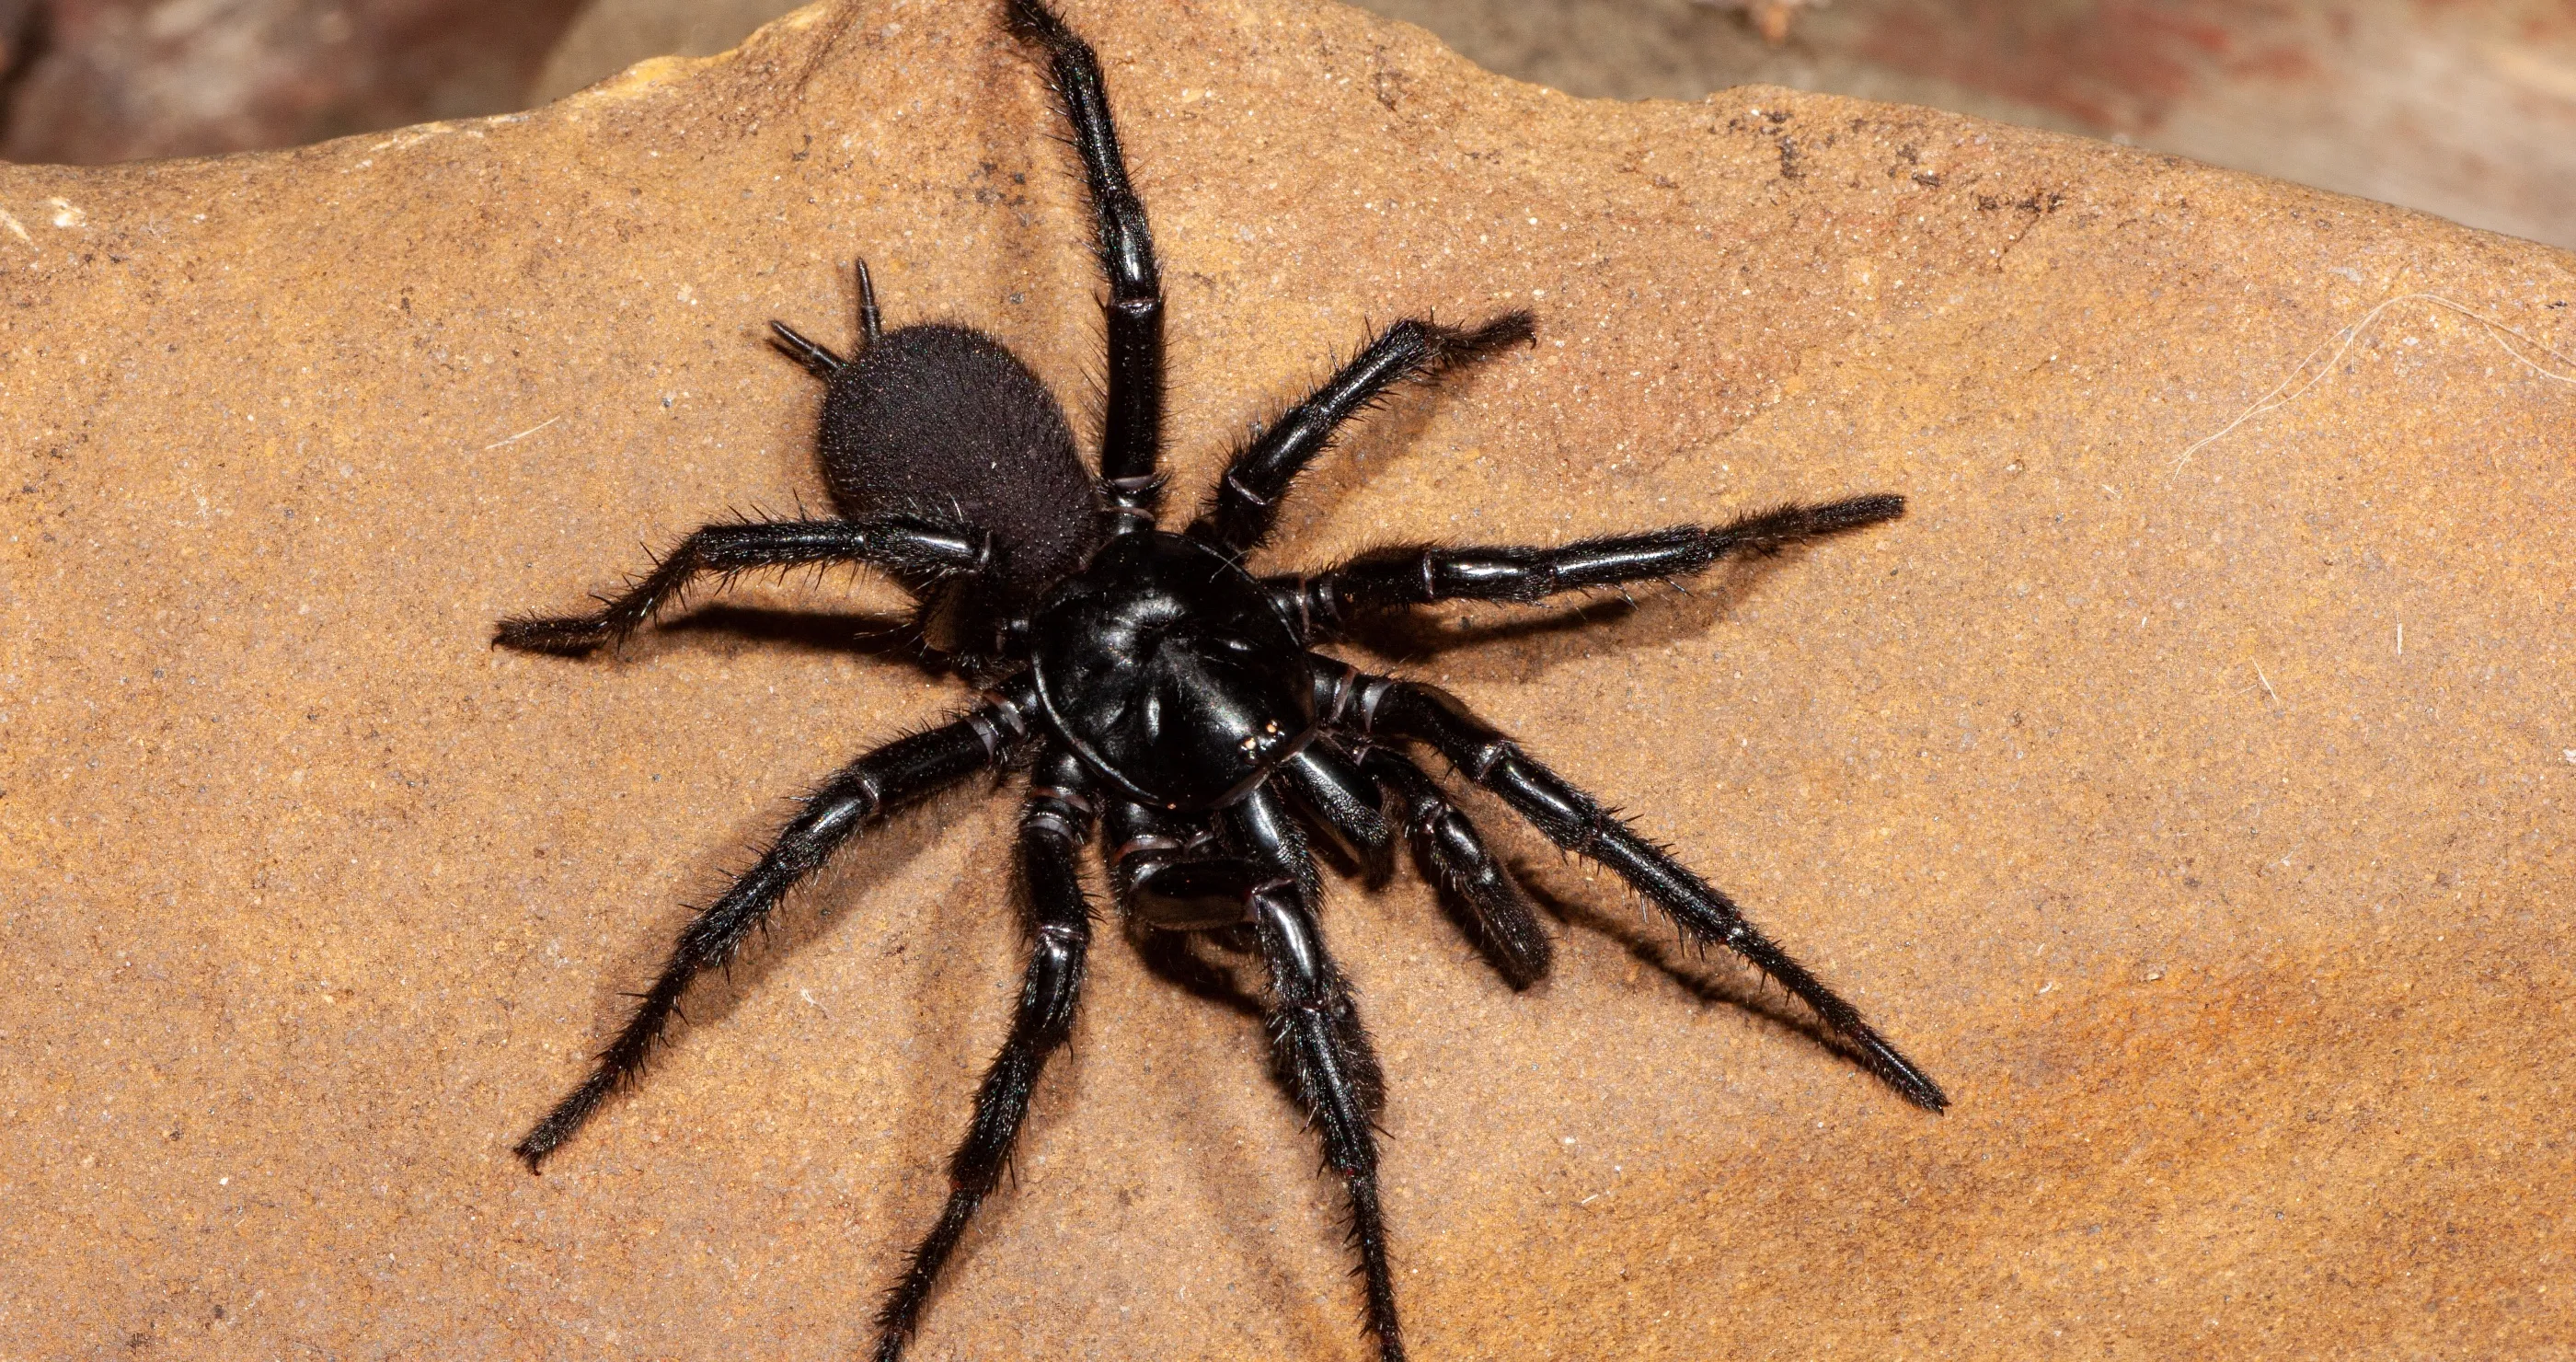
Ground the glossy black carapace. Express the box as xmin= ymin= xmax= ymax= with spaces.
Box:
xmin=495 ymin=3 xmax=1945 ymax=1358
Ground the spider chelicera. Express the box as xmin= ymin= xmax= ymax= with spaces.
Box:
xmin=497 ymin=2 xmax=1947 ymax=1357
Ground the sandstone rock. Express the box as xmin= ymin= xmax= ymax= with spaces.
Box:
xmin=3 ymin=0 xmax=2571 ymax=1356
xmin=1358 ymin=0 xmax=2576 ymax=248
xmin=539 ymin=0 xmax=2576 ymax=254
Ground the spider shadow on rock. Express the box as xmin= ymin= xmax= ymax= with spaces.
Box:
xmin=656 ymin=605 xmax=950 ymax=677
xmin=1512 ymin=863 xmax=1852 ymax=1060
xmin=1132 ymin=925 xmax=1268 ymax=1022
xmin=1261 ymin=356 xmax=1455 ymax=548
xmin=565 ymin=748 xmax=1037 ymax=1230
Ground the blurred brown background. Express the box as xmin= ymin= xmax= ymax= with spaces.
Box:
xmin=1 ymin=0 xmax=2571 ymax=247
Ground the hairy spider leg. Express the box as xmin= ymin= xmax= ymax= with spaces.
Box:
xmin=1227 ymin=786 xmax=1408 ymax=1361
xmin=1268 ymin=494 xmax=1906 ymax=640
xmin=1277 ymin=738 xmax=1555 ymax=989
xmin=768 ymin=259 xmax=883 ymax=378
xmin=512 ymin=681 xmax=1034 ymax=1168
xmin=1361 ymin=746 xmax=1553 ymax=987
xmin=1095 ymin=788 xmax=1405 ymax=1356
xmin=1191 ymin=313 xmax=1535 ymax=553
xmin=1007 ymin=0 xmax=1166 ymax=518
xmin=875 ymin=754 xmax=1098 ymax=1362
xmin=492 ymin=515 xmax=987 ymax=655
xmin=1352 ymin=674 xmax=1951 ymax=1113
xmin=1271 ymin=741 xmax=1394 ymax=870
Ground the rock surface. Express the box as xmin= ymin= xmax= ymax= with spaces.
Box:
xmin=4 ymin=0 xmax=2572 ymax=1357
xmin=538 ymin=0 xmax=2576 ymax=253
xmin=1357 ymin=0 xmax=2576 ymax=249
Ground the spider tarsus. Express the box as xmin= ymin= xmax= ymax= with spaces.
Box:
xmin=1822 ymin=490 xmax=1907 ymax=525
xmin=1001 ymin=0 xmax=1074 ymax=46
xmin=492 ymin=616 xmax=617 ymax=656
xmin=1420 ymin=309 xmax=1537 ymax=368
xmin=1852 ymin=1027 xmax=1950 ymax=1112
xmin=1701 ymin=493 xmax=1907 ymax=559
xmin=1340 ymin=1175 xmax=1406 ymax=1358
xmin=874 ymin=1187 xmax=987 ymax=1361
xmin=514 ymin=1066 xmax=623 ymax=1170
xmin=512 ymin=1115 xmax=572 ymax=1171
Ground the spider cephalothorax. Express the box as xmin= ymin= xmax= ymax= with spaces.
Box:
xmin=497 ymin=3 xmax=1945 ymax=1358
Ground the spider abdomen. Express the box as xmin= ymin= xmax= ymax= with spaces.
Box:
xmin=1030 ymin=532 xmax=1316 ymax=810
xmin=819 ymin=323 xmax=1100 ymax=605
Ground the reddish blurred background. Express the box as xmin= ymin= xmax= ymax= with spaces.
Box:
xmin=2 ymin=0 xmax=2571 ymax=248
xmin=0 ymin=0 xmax=583 ymax=162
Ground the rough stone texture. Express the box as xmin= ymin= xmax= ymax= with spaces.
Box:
xmin=1357 ymin=0 xmax=2576 ymax=248
xmin=538 ymin=0 xmax=2576 ymax=251
xmin=4 ymin=1 xmax=2572 ymax=1357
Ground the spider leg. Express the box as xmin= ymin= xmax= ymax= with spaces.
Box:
xmin=1098 ymin=790 xmax=1406 ymax=1358
xmin=1273 ymin=741 xmax=1393 ymax=871
xmin=1349 ymin=672 xmax=1949 ymax=1112
xmin=1227 ymin=787 xmax=1406 ymax=1361
xmin=1271 ymin=494 xmax=1904 ymax=640
xmin=493 ymin=514 xmax=987 ymax=655
xmin=1359 ymin=745 xmax=1552 ymax=988
xmin=512 ymin=678 xmax=1034 ymax=1168
xmin=1006 ymin=0 xmax=1166 ymax=521
xmin=874 ymin=753 xmax=1098 ymax=1362
xmin=1191 ymin=313 xmax=1535 ymax=553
